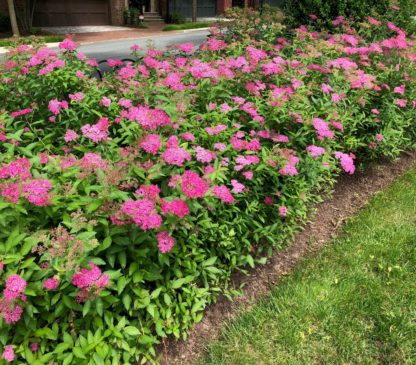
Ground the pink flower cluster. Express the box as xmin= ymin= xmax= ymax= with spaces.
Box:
xmin=0 ymin=274 xmax=27 ymax=325
xmin=180 ymin=171 xmax=209 ymax=199
xmin=335 ymin=152 xmax=355 ymax=174
xmin=312 ymin=118 xmax=335 ymax=140
xmin=121 ymin=199 xmax=162 ymax=230
xmin=161 ymin=199 xmax=190 ymax=218
xmin=128 ymin=106 xmax=172 ymax=130
xmin=212 ymin=185 xmax=235 ymax=204
xmin=72 ymin=263 xmax=109 ymax=302
xmin=81 ymin=118 xmax=110 ymax=143
xmin=22 ymin=179 xmax=53 ymax=206
xmin=157 ymin=232 xmax=175 ymax=253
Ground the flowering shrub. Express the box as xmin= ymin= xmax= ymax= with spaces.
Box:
xmin=0 ymin=12 xmax=415 ymax=363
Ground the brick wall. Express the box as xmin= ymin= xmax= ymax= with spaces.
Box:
xmin=110 ymin=0 xmax=126 ymax=25
xmin=217 ymin=0 xmax=232 ymax=14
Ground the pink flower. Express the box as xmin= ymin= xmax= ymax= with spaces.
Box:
xmin=43 ymin=278 xmax=59 ymax=290
xmin=371 ymin=108 xmax=380 ymax=115
xmin=162 ymin=147 xmax=191 ymax=166
xmin=140 ymin=134 xmax=162 ymax=155
xmin=81 ymin=118 xmax=110 ymax=143
xmin=335 ymin=152 xmax=355 ymax=174
xmin=2 ymin=346 xmax=14 ymax=363
xmin=312 ymin=118 xmax=335 ymax=140
xmin=99 ymin=97 xmax=111 ymax=107
xmin=181 ymin=171 xmax=208 ymax=199
xmin=161 ymin=199 xmax=189 ymax=218
xmin=128 ymin=106 xmax=172 ymax=130
xmin=375 ymin=134 xmax=383 ymax=142
xmin=368 ymin=16 xmax=382 ymax=26
xmin=264 ymin=197 xmax=273 ymax=205
xmin=242 ymin=171 xmax=253 ymax=180
xmin=59 ymin=38 xmax=76 ymax=51
xmin=194 ymin=146 xmax=217 ymax=164
xmin=30 ymin=343 xmax=39 ymax=352
xmin=182 ymin=132 xmax=195 ymax=141
xmin=212 ymin=185 xmax=235 ymax=204
xmin=157 ymin=232 xmax=175 ymax=253
xmin=332 ymin=16 xmax=345 ymax=26
xmin=231 ymin=179 xmax=245 ymax=194
xmin=394 ymin=85 xmax=405 ymax=95
xmin=395 ymin=99 xmax=407 ymax=107
xmin=1 ymin=303 xmax=23 ymax=324
xmin=80 ymin=153 xmax=107 ymax=170
xmin=22 ymin=179 xmax=53 ymax=206
xmin=306 ymin=145 xmax=326 ymax=157
xmin=177 ymin=42 xmax=194 ymax=53
xmin=321 ymin=83 xmax=333 ymax=94
xmin=72 ymin=263 xmax=109 ymax=302
xmin=48 ymin=99 xmax=64 ymax=115
xmin=279 ymin=164 xmax=298 ymax=176
xmin=135 ymin=184 xmax=160 ymax=200
xmin=72 ymin=263 xmax=102 ymax=288
xmin=68 ymin=92 xmax=84 ymax=102
xmin=278 ymin=206 xmax=288 ymax=217
xmin=64 ymin=129 xmax=79 ymax=142
xmin=331 ymin=121 xmax=344 ymax=131
xmin=10 ymin=108 xmax=33 ymax=118
xmin=214 ymin=143 xmax=227 ymax=152
xmin=4 ymin=275 xmax=26 ymax=301
xmin=121 ymin=199 xmax=162 ymax=230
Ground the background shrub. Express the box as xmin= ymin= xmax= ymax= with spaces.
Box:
xmin=282 ymin=0 xmax=415 ymax=34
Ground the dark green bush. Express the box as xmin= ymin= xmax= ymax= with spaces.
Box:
xmin=165 ymin=11 xmax=186 ymax=24
xmin=283 ymin=0 xmax=415 ymax=34
xmin=283 ymin=0 xmax=389 ymax=29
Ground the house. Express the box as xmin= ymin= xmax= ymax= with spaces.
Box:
xmin=0 ymin=0 xmax=281 ymax=27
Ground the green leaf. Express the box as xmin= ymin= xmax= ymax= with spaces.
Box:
xmin=73 ymin=347 xmax=86 ymax=359
xmin=93 ymin=353 xmax=105 ymax=365
xmin=124 ymin=326 xmax=140 ymax=336
xmin=122 ymin=294 xmax=131 ymax=311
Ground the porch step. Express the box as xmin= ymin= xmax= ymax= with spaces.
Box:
xmin=143 ymin=12 xmax=165 ymax=22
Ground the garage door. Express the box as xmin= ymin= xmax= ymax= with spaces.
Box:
xmin=33 ymin=0 xmax=110 ymax=26
xmin=169 ymin=0 xmax=216 ymax=18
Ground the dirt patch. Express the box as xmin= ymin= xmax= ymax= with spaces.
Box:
xmin=158 ymin=151 xmax=416 ymax=365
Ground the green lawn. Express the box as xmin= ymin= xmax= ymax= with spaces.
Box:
xmin=201 ymin=168 xmax=416 ymax=365
xmin=162 ymin=22 xmax=210 ymax=31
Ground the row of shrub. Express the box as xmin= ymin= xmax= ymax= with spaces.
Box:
xmin=0 ymin=8 xmax=415 ymax=364
xmin=282 ymin=0 xmax=416 ymax=34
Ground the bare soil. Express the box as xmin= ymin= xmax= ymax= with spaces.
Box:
xmin=158 ymin=151 xmax=416 ymax=365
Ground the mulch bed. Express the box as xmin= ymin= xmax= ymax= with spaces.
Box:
xmin=158 ymin=151 xmax=416 ymax=365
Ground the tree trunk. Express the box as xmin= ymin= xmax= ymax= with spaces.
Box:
xmin=192 ymin=0 xmax=197 ymax=22
xmin=7 ymin=0 xmax=20 ymax=37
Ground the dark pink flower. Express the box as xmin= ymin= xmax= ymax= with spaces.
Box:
xmin=157 ymin=232 xmax=175 ymax=253
xmin=43 ymin=278 xmax=59 ymax=290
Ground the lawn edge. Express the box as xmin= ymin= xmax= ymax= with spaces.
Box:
xmin=158 ymin=151 xmax=416 ymax=365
